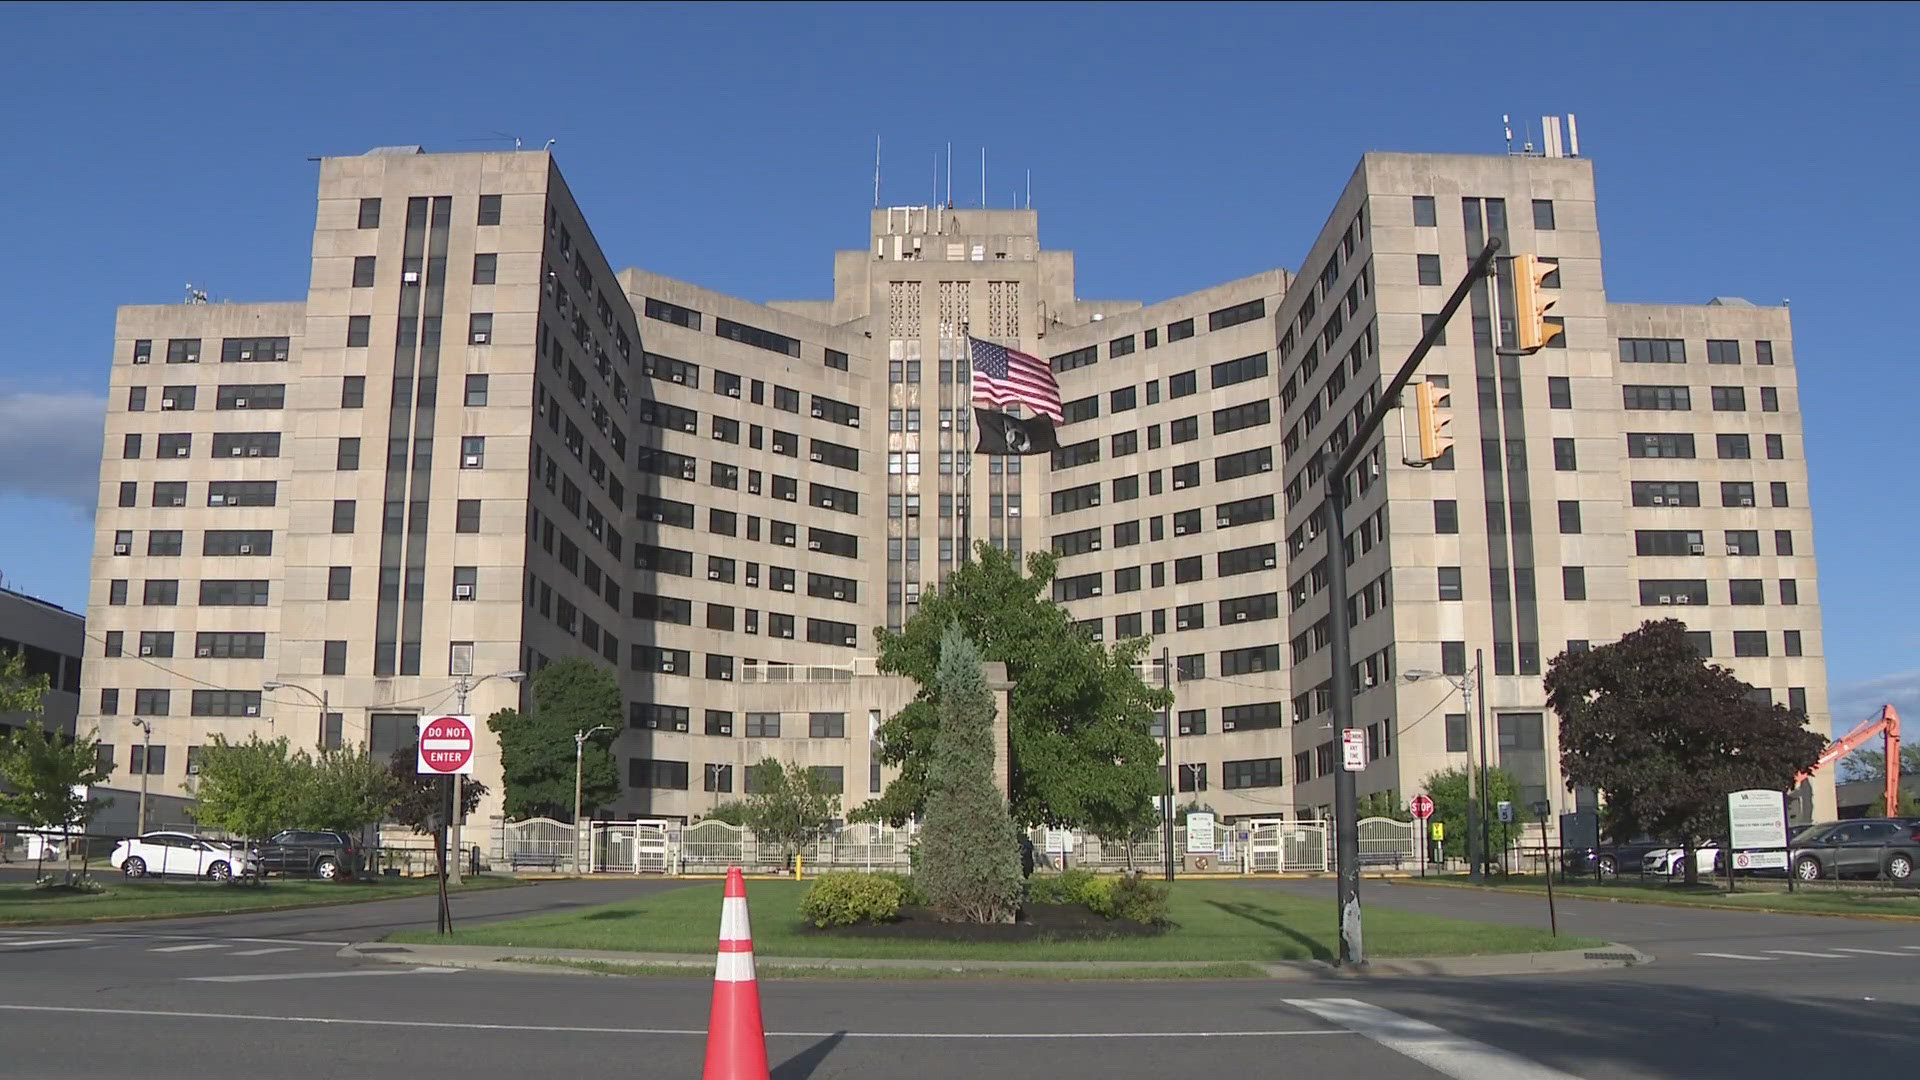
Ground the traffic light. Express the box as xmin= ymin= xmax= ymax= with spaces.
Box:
xmin=1511 ymin=254 xmax=1563 ymax=352
xmin=1414 ymin=381 xmax=1452 ymax=463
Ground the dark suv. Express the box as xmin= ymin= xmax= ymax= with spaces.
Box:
xmin=255 ymin=830 xmax=359 ymax=880
xmin=1561 ymin=837 xmax=1669 ymax=878
xmin=1789 ymin=819 xmax=1920 ymax=882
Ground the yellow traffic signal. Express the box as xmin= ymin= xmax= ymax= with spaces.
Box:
xmin=1414 ymin=381 xmax=1452 ymax=463
xmin=1511 ymin=254 xmax=1563 ymax=352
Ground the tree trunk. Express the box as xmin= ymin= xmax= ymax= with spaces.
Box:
xmin=1682 ymin=839 xmax=1699 ymax=887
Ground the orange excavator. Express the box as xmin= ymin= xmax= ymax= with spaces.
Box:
xmin=1796 ymin=705 xmax=1903 ymax=815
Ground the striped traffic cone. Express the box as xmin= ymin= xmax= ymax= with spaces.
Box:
xmin=702 ymin=866 xmax=769 ymax=1080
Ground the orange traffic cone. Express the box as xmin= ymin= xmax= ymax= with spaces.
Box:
xmin=702 ymin=866 xmax=769 ymax=1080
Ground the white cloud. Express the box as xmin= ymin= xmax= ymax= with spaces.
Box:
xmin=0 ymin=391 xmax=106 ymax=514
xmin=1829 ymin=670 xmax=1920 ymax=729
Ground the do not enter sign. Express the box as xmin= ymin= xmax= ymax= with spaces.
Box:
xmin=417 ymin=715 xmax=476 ymax=775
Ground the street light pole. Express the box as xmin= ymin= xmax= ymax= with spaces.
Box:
xmin=574 ymin=724 xmax=613 ymax=875
xmin=1161 ymin=646 xmax=1175 ymax=883
xmin=447 ymin=670 xmax=524 ymax=885
xmin=132 ymin=719 xmax=151 ymax=834
xmin=1404 ymin=660 xmax=1483 ymax=882
xmin=1476 ymin=649 xmax=1492 ymax=880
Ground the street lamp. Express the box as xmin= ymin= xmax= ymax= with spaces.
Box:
xmin=1405 ymin=651 xmax=1490 ymax=883
xmin=573 ymin=724 xmax=614 ymax=875
xmin=130 ymin=718 xmax=151 ymax=834
xmin=262 ymin=680 xmax=328 ymax=748
xmin=447 ymin=671 xmax=524 ymax=884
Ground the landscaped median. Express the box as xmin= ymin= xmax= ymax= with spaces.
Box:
xmin=1416 ymin=874 xmax=1920 ymax=919
xmin=0 ymin=873 xmax=519 ymax=925
xmin=384 ymin=877 xmax=1608 ymax=975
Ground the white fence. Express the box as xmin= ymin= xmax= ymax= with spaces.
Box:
xmin=487 ymin=814 xmax=1417 ymax=876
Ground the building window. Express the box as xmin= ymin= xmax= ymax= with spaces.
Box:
xmin=461 ymin=436 xmax=485 ymax=468
xmin=1412 ymin=195 xmax=1437 ymax=227
xmin=465 ymin=374 xmax=489 ymax=406
xmin=745 ymin=712 xmax=780 ymax=738
xmin=352 ymin=256 xmax=376 ymax=288
xmin=1784 ymin=630 xmax=1803 ymax=657
xmin=1722 ymin=481 xmax=1756 ymax=507
xmin=1552 ymin=437 xmax=1577 ymax=471
xmin=1771 ymin=481 xmax=1790 ymax=507
xmin=477 ymin=194 xmax=502 ymax=226
xmin=453 ymin=566 xmax=477 ymax=601
xmin=1441 ymin=641 xmax=1467 ymax=676
xmin=1619 ymin=338 xmax=1686 ymax=364
xmin=142 ymin=579 xmax=179 ymax=606
xmin=1707 ymin=339 xmax=1743 ymax=364
xmin=1437 ymin=567 xmax=1462 ymax=601
xmin=1223 ymin=758 xmax=1282 ymax=790
xmin=341 ymin=375 xmax=366 ymax=408
xmin=1558 ymin=500 xmax=1582 ymax=534
xmin=327 ymin=566 xmax=351 ymax=600
xmin=346 ymin=315 xmax=370 ymax=348
xmin=1416 ymin=253 xmax=1442 ymax=286
xmin=1778 ymin=578 xmax=1799 ymax=606
xmin=1434 ymin=499 xmax=1458 ymax=533
xmin=1167 ymin=318 xmax=1195 ymax=343
xmin=809 ymin=712 xmax=845 ymax=739
xmin=1563 ymin=566 xmax=1587 ymax=601
xmin=1532 ymin=199 xmax=1556 ymax=230
xmin=1628 ymin=432 xmax=1695 ymax=459
xmin=1775 ymin=529 xmax=1794 ymax=556
xmin=357 ymin=197 xmax=381 ymax=228
xmin=1756 ymin=340 xmax=1775 ymax=365
xmin=472 ymin=253 xmax=497 ymax=285
xmin=1733 ymin=631 xmax=1769 ymax=657
xmin=323 ymin=640 xmax=347 ymax=676
xmin=1547 ymin=376 xmax=1571 ymax=409
xmin=331 ymin=500 xmax=355 ymax=534
xmin=468 ymin=313 xmax=493 ymax=345
xmin=1622 ymin=384 xmax=1690 ymax=410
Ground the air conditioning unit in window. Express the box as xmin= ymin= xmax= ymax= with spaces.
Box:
xmin=169 ymin=495 xmax=186 ymax=506
xmin=682 ymin=422 xmax=696 ymax=433
xmin=1260 ymin=460 xmax=1274 ymax=471
xmin=844 ymin=636 xmax=858 ymax=646
xmin=244 ymin=704 xmax=259 ymax=715
xmin=848 ymin=417 xmax=859 ymax=427
xmin=1090 ymin=585 xmax=1102 ymax=595
xmin=472 ymin=333 xmax=489 ymax=345
xmin=780 ymin=629 xmax=794 ymax=639
xmin=1650 ymin=496 xmax=1665 ymax=505
xmin=1176 ymin=618 xmax=1190 ymax=630
xmin=161 ymin=399 xmax=176 ymax=409
xmin=1263 ymin=556 xmax=1276 ymax=567
xmin=197 ymin=647 xmax=212 ymax=657
xmin=464 ymin=455 xmax=481 ymax=467
xmin=246 ymin=446 xmax=261 ymax=457
xmin=209 ymin=494 xmax=226 ymax=506
xmin=780 ymin=582 xmax=794 ymax=592
xmin=1741 ymin=497 xmax=1754 ymax=506
xmin=782 ymin=535 xmax=796 ymax=546
xmin=811 ymin=407 xmax=823 ymax=417
xmin=661 ymin=661 xmax=675 ymax=672
xmin=239 ymin=351 xmax=252 ymax=360
xmin=140 ymin=646 xmax=153 ymax=656
xmin=238 ymin=544 xmax=252 ymax=555
xmin=113 ymin=543 xmax=129 ymax=555
xmin=1691 ymin=543 xmax=1706 ymax=555
xmin=455 ymin=585 xmax=474 ymax=600
xmin=1236 ymin=611 xmax=1248 ymax=621
xmin=652 ymin=512 xmax=664 ymax=521
xmin=1676 ymin=595 xmax=1693 ymax=605
xmin=1174 ymin=525 xmax=1188 ymax=536
xmin=832 ymin=590 xmax=844 ymax=599
xmin=403 ymin=271 xmax=420 ymax=283
xmin=1217 ymin=517 xmax=1231 ymax=527
xmin=807 ymin=540 xmax=822 ymax=550
xmin=1658 ymin=595 xmax=1673 ymax=604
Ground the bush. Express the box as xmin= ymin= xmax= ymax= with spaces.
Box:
xmin=799 ymin=872 xmax=907 ymax=928
xmin=1026 ymin=867 xmax=1098 ymax=906
xmin=1107 ymin=875 xmax=1171 ymax=927
xmin=871 ymin=871 xmax=925 ymax=906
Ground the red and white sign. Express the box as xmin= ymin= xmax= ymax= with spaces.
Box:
xmin=1411 ymin=794 xmax=1435 ymax=820
xmin=1341 ymin=728 xmax=1368 ymax=771
xmin=416 ymin=715 xmax=475 ymax=775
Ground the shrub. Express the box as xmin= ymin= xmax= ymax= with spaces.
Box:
xmin=1081 ymin=875 xmax=1120 ymax=918
xmin=1026 ymin=867 xmax=1097 ymax=906
xmin=872 ymin=871 xmax=925 ymax=906
xmin=799 ymin=872 xmax=906 ymax=928
xmin=1107 ymin=875 xmax=1171 ymax=927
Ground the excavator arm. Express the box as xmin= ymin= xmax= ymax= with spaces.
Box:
xmin=1796 ymin=705 xmax=1902 ymax=816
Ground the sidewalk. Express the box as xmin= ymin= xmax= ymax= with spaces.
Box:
xmin=342 ymin=939 xmax=1649 ymax=981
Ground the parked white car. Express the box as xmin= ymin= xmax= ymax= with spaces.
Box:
xmin=1642 ymin=845 xmax=1723 ymax=876
xmin=110 ymin=832 xmax=255 ymax=880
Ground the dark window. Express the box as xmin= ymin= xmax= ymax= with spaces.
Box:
xmin=1167 ymin=318 xmax=1195 ymax=342
xmin=1437 ymin=567 xmax=1462 ymax=601
xmin=346 ymin=316 xmax=370 ymax=348
xmin=357 ymin=198 xmax=381 ymax=228
xmin=1441 ymin=641 xmax=1467 ymax=676
xmin=1417 ymin=254 xmax=1443 ymax=286
xmin=464 ymin=374 xmax=489 ymax=406
xmin=628 ymin=759 xmax=690 ymax=791
xmin=1619 ymin=338 xmax=1686 ymax=364
xmin=1170 ymin=416 xmax=1199 ymax=443
xmin=1734 ymin=631 xmax=1769 ymax=657
xmin=1412 ymin=196 xmax=1437 ymax=227
xmin=1711 ymin=386 xmax=1746 ymax=411
xmin=1169 ymin=370 xmax=1198 ymax=398
xmin=199 ymin=579 xmax=270 ymax=606
xmin=1174 ymin=556 xmax=1204 ymax=584
xmin=1532 ymin=199 xmax=1556 ymax=230
xmin=1784 ymin=630 xmax=1803 ymax=657
xmin=1553 ymin=437 xmax=1577 ymax=471
xmin=1223 ymin=758 xmax=1283 ymax=790
xmin=1209 ymin=298 xmax=1266 ymax=331
xmin=341 ymin=375 xmax=365 ymax=408
xmin=1563 ymin=566 xmax=1587 ymax=601
xmin=1717 ymin=433 xmax=1751 ymax=460
xmin=1632 ymin=480 xmax=1701 ymax=507
xmin=1558 ymin=500 xmax=1582 ymax=534
xmin=1546 ymin=376 xmax=1571 ymax=409
xmin=1771 ymin=481 xmax=1790 ymax=507
xmin=331 ymin=500 xmax=355 ymax=534
xmin=1756 ymin=340 xmax=1775 ymax=365
xmin=1215 ymin=446 xmax=1272 ymax=482
xmin=476 ymin=194 xmax=502 ymax=226
xmin=1212 ymin=399 xmax=1270 ymax=435
xmin=1707 ymin=339 xmax=1742 ymax=364
xmin=327 ymin=566 xmax=351 ymax=600
xmin=1628 ymin=432 xmax=1695 ymax=459
xmin=1775 ymin=530 xmax=1795 ymax=556
xmin=1622 ymin=384 xmax=1690 ymax=410
xmin=1779 ymin=579 xmax=1799 ymax=605
xmin=352 ymin=256 xmax=376 ymax=288
xmin=1435 ymin=499 xmax=1459 ymax=533
xmin=1638 ymin=579 xmax=1710 ymax=605
xmin=716 ymin=317 xmax=800 ymax=357
xmin=142 ymin=579 xmax=178 ymax=606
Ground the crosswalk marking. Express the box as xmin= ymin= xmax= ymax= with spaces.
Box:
xmin=1285 ymin=998 xmax=1580 ymax=1080
xmin=150 ymin=943 xmax=230 ymax=953
xmin=1765 ymin=949 xmax=1848 ymax=959
xmin=1833 ymin=947 xmax=1909 ymax=957
xmin=230 ymin=947 xmax=297 ymax=957
xmin=1696 ymin=952 xmax=1777 ymax=961
xmin=0 ymin=937 xmax=90 ymax=948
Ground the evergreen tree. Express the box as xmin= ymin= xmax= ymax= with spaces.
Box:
xmin=916 ymin=624 xmax=1025 ymax=923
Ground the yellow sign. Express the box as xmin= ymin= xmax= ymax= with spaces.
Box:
xmin=1431 ymin=822 xmax=1445 ymax=841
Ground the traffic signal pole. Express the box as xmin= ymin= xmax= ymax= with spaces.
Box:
xmin=1323 ymin=238 xmax=1501 ymax=966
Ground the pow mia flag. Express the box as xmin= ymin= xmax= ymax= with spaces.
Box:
xmin=973 ymin=408 xmax=1058 ymax=456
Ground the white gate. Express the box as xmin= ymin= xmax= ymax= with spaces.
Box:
xmin=1355 ymin=817 xmax=1419 ymax=870
xmin=816 ymin=822 xmax=915 ymax=872
xmin=591 ymin=820 xmax=677 ymax=874
xmin=498 ymin=817 xmax=575 ymax=871
xmin=1245 ymin=818 xmax=1331 ymax=873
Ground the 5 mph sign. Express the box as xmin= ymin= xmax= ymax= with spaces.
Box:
xmin=417 ymin=715 xmax=476 ymax=775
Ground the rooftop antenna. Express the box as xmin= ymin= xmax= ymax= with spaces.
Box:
xmin=184 ymin=283 xmax=209 ymax=305
xmin=1523 ymin=118 xmax=1535 ymax=156
xmin=981 ymin=146 xmax=987 ymax=207
xmin=873 ymin=136 xmax=881 ymax=208
xmin=1566 ymin=113 xmax=1580 ymax=157
xmin=946 ymin=142 xmax=953 ymax=209
xmin=1503 ymin=114 xmax=1513 ymax=155
xmin=1026 ymin=168 xmax=1031 ymax=209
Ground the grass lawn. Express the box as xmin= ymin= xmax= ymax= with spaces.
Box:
xmin=391 ymin=879 xmax=1595 ymax=960
xmin=0 ymin=874 xmax=518 ymax=925
xmin=1427 ymin=875 xmax=1920 ymax=918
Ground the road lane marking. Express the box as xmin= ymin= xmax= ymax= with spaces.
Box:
xmin=229 ymin=947 xmax=298 ymax=957
xmin=1901 ymin=945 xmax=1920 ymax=952
xmin=1284 ymin=998 xmax=1581 ymax=1080
xmin=1833 ymin=948 xmax=1909 ymax=957
xmin=0 ymin=938 xmax=90 ymax=948
xmin=0 ymin=1003 xmax=1356 ymax=1039
xmin=1765 ymin=949 xmax=1848 ymax=959
xmin=151 ymin=944 xmax=230 ymax=953
xmin=1696 ymin=952 xmax=1777 ymax=961
xmin=186 ymin=967 xmax=465 ymax=983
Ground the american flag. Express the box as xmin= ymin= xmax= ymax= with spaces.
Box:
xmin=969 ymin=337 xmax=1063 ymax=424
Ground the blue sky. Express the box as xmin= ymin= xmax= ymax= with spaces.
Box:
xmin=0 ymin=3 xmax=1912 ymax=723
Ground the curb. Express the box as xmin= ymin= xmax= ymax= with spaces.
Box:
xmin=1398 ymin=878 xmax=1920 ymax=923
xmin=341 ymin=940 xmax=1649 ymax=981
xmin=0 ymin=878 xmax=525 ymax=928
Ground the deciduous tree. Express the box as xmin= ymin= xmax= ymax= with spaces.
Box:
xmin=862 ymin=543 xmax=1170 ymax=833
xmin=386 ymin=746 xmax=488 ymax=834
xmin=1420 ymin=765 xmax=1521 ymax=862
xmin=189 ymin=736 xmax=308 ymax=844
xmin=486 ymin=658 xmax=620 ymax=821
xmin=1546 ymin=619 xmax=1826 ymax=884
xmin=297 ymin=748 xmax=394 ymax=834
xmin=0 ymin=719 xmax=111 ymax=878
xmin=916 ymin=624 xmax=1024 ymax=923
xmin=743 ymin=759 xmax=838 ymax=866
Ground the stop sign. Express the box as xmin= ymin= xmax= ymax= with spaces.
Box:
xmin=416 ymin=715 xmax=475 ymax=775
xmin=1410 ymin=794 xmax=1435 ymax=820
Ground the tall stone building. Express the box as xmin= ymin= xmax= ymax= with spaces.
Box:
xmin=82 ymin=139 xmax=1833 ymax=827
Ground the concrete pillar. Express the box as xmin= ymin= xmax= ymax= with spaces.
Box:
xmin=982 ymin=661 xmax=1013 ymax=800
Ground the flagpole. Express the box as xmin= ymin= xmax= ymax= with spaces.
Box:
xmin=960 ymin=328 xmax=972 ymax=566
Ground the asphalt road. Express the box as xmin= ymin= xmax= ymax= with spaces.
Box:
xmin=1 ymin=877 xmax=1915 ymax=1079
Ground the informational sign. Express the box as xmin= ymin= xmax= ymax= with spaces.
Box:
xmin=1497 ymin=800 xmax=1514 ymax=824
xmin=1431 ymin=821 xmax=1445 ymax=841
xmin=1341 ymin=729 xmax=1368 ymax=771
xmin=1186 ymin=812 xmax=1217 ymax=854
xmin=1044 ymin=829 xmax=1073 ymax=855
xmin=1728 ymin=789 xmax=1789 ymax=851
xmin=1410 ymin=794 xmax=1435 ymax=820
xmin=1733 ymin=850 xmax=1789 ymax=871
xmin=416 ymin=715 xmax=476 ymax=775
